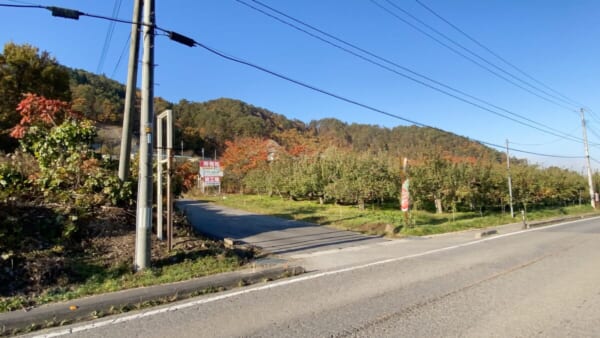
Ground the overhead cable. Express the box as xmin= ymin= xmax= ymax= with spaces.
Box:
xmin=370 ymin=0 xmax=579 ymax=113
xmin=0 ymin=2 xmax=585 ymax=160
xmin=414 ymin=0 xmax=594 ymax=113
xmin=236 ymin=0 xmax=582 ymax=143
xmin=96 ymin=0 xmax=123 ymax=74
xmin=110 ymin=34 xmax=130 ymax=79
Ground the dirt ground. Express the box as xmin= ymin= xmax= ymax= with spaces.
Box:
xmin=0 ymin=204 xmax=245 ymax=302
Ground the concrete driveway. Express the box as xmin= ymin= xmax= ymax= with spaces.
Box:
xmin=176 ymin=199 xmax=386 ymax=256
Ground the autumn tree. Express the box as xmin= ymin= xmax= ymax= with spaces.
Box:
xmin=221 ymin=137 xmax=273 ymax=192
xmin=0 ymin=43 xmax=71 ymax=151
xmin=273 ymin=128 xmax=318 ymax=156
xmin=9 ymin=94 xmax=131 ymax=205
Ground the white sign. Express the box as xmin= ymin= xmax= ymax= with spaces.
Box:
xmin=200 ymin=167 xmax=224 ymax=177
xmin=203 ymin=176 xmax=221 ymax=187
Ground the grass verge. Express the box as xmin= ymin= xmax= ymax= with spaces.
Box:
xmin=195 ymin=193 xmax=598 ymax=237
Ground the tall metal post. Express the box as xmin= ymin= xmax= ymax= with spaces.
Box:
xmin=118 ymin=0 xmax=142 ymax=181
xmin=581 ymin=108 xmax=596 ymax=208
xmin=156 ymin=110 xmax=173 ymax=246
xmin=134 ymin=0 xmax=155 ymax=271
xmin=157 ymin=113 xmax=164 ymax=241
xmin=506 ymin=139 xmax=514 ymax=218
xmin=166 ymin=114 xmax=174 ymax=251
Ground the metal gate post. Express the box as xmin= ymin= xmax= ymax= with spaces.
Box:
xmin=156 ymin=110 xmax=173 ymax=248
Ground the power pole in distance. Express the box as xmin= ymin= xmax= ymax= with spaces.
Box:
xmin=135 ymin=0 xmax=155 ymax=271
xmin=581 ymin=108 xmax=596 ymax=208
xmin=118 ymin=0 xmax=142 ymax=182
xmin=506 ymin=139 xmax=514 ymax=218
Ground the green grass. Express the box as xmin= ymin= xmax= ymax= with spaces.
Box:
xmin=199 ymin=194 xmax=598 ymax=237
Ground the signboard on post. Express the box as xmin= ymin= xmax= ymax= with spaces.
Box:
xmin=203 ymin=176 xmax=221 ymax=186
xmin=199 ymin=160 xmax=223 ymax=193
xmin=200 ymin=167 xmax=224 ymax=177
xmin=401 ymin=179 xmax=410 ymax=212
xmin=200 ymin=160 xmax=220 ymax=168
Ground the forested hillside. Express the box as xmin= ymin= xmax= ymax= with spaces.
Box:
xmin=60 ymin=63 xmax=506 ymax=161
xmin=66 ymin=70 xmax=501 ymax=162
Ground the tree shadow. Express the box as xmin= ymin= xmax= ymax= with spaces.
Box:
xmin=176 ymin=200 xmax=385 ymax=255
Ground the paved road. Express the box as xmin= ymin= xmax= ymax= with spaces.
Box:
xmin=176 ymin=200 xmax=386 ymax=256
xmin=31 ymin=217 xmax=600 ymax=337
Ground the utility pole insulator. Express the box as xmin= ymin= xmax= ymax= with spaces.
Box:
xmin=48 ymin=6 xmax=81 ymax=20
xmin=168 ymin=31 xmax=196 ymax=47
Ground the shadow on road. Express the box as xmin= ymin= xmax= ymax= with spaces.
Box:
xmin=176 ymin=200 xmax=385 ymax=256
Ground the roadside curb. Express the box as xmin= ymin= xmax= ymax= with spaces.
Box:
xmin=525 ymin=214 xmax=596 ymax=228
xmin=473 ymin=212 xmax=600 ymax=238
xmin=0 ymin=264 xmax=304 ymax=334
xmin=475 ymin=229 xmax=498 ymax=238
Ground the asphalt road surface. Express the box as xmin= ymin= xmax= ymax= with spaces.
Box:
xmin=32 ymin=217 xmax=600 ymax=337
xmin=176 ymin=200 xmax=386 ymax=255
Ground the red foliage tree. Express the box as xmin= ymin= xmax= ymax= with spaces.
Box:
xmin=221 ymin=137 xmax=271 ymax=178
xmin=9 ymin=93 xmax=76 ymax=139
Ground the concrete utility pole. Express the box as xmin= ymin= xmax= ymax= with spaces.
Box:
xmin=118 ymin=0 xmax=142 ymax=182
xmin=134 ymin=0 xmax=155 ymax=271
xmin=580 ymin=108 xmax=596 ymax=208
xmin=506 ymin=139 xmax=514 ymax=218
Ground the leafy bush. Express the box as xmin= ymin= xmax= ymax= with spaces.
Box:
xmin=0 ymin=163 xmax=25 ymax=196
xmin=0 ymin=94 xmax=135 ymax=250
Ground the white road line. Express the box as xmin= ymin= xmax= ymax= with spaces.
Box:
xmin=34 ymin=216 xmax=599 ymax=337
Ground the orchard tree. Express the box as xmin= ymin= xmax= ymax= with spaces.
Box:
xmin=467 ymin=161 xmax=505 ymax=215
xmin=323 ymin=152 xmax=397 ymax=210
xmin=410 ymin=154 xmax=449 ymax=213
xmin=511 ymin=164 xmax=542 ymax=212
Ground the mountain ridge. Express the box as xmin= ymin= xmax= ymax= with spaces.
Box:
xmin=65 ymin=67 xmax=507 ymax=162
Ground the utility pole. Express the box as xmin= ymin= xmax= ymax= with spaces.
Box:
xmin=506 ymin=139 xmax=514 ymax=218
xmin=134 ymin=0 xmax=155 ymax=271
xmin=581 ymin=108 xmax=596 ymax=208
xmin=118 ymin=0 xmax=142 ymax=182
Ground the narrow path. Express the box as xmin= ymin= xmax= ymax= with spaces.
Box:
xmin=176 ymin=199 xmax=386 ymax=256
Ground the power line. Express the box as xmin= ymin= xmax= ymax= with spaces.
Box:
xmin=377 ymin=0 xmax=581 ymax=113
xmin=97 ymin=0 xmax=123 ymax=74
xmin=236 ymin=0 xmax=582 ymax=143
xmin=0 ymin=2 xmax=40 ymax=8
xmin=586 ymin=124 xmax=600 ymax=143
xmin=0 ymin=2 xmax=586 ymax=160
xmin=414 ymin=0 xmax=592 ymax=112
xmin=110 ymin=33 xmax=130 ymax=79
xmin=192 ymin=41 xmax=424 ymax=127
xmin=586 ymin=109 xmax=600 ymax=126
xmin=193 ymin=40 xmax=582 ymax=160
xmin=0 ymin=3 xmax=151 ymax=26
xmin=510 ymin=126 xmax=582 ymax=147
xmin=6 ymin=0 xmax=36 ymax=5
xmin=370 ymin=0 xmax=579 ymax=113
xmin=480 ymin=140 xmax=583 ymax=159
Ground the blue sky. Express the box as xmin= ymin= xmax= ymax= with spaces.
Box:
xmin=1 ymin=0 xmax=599 ymax=170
